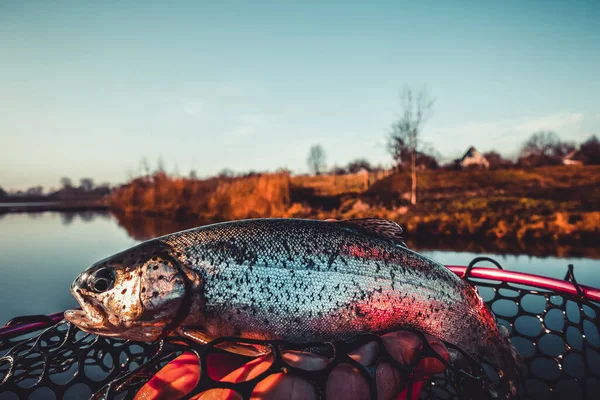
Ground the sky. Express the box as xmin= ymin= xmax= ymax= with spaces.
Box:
xmin=1 ymin=0 xmax=599 ymax=191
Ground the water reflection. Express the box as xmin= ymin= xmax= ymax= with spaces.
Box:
xmin=60 ymin=210 xmax=111 ymax=226
xmin=0 ymin=212 xmax=137 ymax=325
xmin=112 ymin=211 xmax=211 ymax=241
xmin=412 ymin=237 xmax=600 ymax=260
xmin=113 ymin=212 xmax=600 ymax=259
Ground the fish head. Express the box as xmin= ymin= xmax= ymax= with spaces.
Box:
xmin=65 ymin=244 xmax=189 ymax=342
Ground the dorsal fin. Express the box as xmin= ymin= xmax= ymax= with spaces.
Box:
xmin=339 ymin=218 xmax=407 ymax=247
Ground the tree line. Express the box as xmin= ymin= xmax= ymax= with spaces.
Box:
xmin=0 ymin=177 xmax=112 ymax=200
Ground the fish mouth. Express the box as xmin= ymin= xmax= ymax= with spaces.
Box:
xmin=64 ymin=290 xmax=113 ymax=334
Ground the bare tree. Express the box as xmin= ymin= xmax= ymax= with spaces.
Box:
xmin=520 ymin=131 xmax=575 ymax=158
xmin=139 ymin=157 xmax=151 ymax=180
xmin=79 ymin=178 xmax=95 ymax=191
xmin=60 ymin=177 xmax=73 ymax=189
xmin=580 ymin=135 xmax=600 ymax=164
xmin=26 ymin=186 xmax=44 ymax=196
xmin=218 ymin=168 xmax=235 ymax=178
xmin=307 ymin=144 xmax=327 ymax=175
xmin=388 ymin=87 xmax=435 ymax=205
xmin=331 ymin=165 xmax=347 ymax=175
xmin=156 ymin=157 xmax=166 ymax=174
xmin=347 ymin=158 xmax=372 ymax=173
xmin=483 ymin=151 xmax=513 ymax=169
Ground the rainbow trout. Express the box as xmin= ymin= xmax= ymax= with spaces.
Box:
xmin=65 ymin=218 xmax=521 ymax=393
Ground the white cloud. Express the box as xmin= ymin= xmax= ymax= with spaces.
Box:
xmin=515 ymin=111 xmax=584 ymax=133
xmin=226 ymin=113 xmax=279 ymax=138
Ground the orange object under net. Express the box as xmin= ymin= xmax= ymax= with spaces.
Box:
xmin=0 ymin=257 xmax=598 ymax=399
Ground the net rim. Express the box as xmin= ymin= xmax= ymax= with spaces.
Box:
xmin=446 ymin=265 xmax=600 ymax=302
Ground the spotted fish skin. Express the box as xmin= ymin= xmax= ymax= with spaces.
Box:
xmin=67 ymin=218 xmax=521 ymax=396
xmin=163 ymin=219 xmax=519 ymax=378
xmin=164 ymin=219 xmax=482 ymax=341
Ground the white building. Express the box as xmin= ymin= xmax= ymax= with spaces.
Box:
xmin=458 ymin=147 xmax=490 ymax=169
xmin=562 ymin=150 xmax=584 ymax=166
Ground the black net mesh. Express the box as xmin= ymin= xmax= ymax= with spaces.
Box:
xmin=0 ymin=258 xmax=598 ymax=400
xmin=422 ymin=260 xmax=600 ymax=400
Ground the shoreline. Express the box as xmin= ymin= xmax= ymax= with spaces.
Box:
xmin=0 ymin=202 xmax=109 ymax=214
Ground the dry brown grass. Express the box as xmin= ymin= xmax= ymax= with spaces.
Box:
xmin=291 ymin=171 xmax=391 ymax=196
xmin=362 ymin=165 xmax=600 ymax=245
xmin=110 ymin=172 xmax=290 ymax=221
xmin=207 ymin=173 xmax=291 ymax=220
xmin=110 ymin=166 xmax=600 ymax=248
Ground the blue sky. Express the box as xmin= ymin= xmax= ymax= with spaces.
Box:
xmin=1 ymin=0 xmax=599 ymax=190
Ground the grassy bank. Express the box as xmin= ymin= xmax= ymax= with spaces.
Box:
xmin=109 ymin=166 xmax=600 ymax=248
xmin=110 ymin=172 xmax=290 ymax=221
xmin=359 ymin=166 xmax=600 ymax=244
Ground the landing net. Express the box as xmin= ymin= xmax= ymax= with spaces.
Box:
xmin=0 ymin=257 xmax=598 ymax=399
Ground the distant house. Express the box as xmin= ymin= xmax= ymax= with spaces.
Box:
xmin=562 ymin=150 xmax=584 ymax=166
xmin=457 ymin=147 xmax=490 ymax=169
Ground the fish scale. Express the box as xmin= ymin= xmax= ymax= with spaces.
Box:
xmin=163 ymin=219 xmax=491 ymax=345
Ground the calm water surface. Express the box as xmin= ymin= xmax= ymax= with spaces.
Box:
xmin=0 ymin=202 xmax=60 ymax=208
xmin=0 ymin=212 xmax=598 ymax=325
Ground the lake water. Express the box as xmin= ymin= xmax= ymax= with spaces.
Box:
xmin=0 ymin=211 xmax=599 ymax=326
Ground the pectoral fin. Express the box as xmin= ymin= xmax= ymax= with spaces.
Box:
xmin=177 ymin=326 xmax=270 ymax=357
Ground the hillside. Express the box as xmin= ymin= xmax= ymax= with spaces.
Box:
xmin=362 ymin=166 xmax=600 ymax=243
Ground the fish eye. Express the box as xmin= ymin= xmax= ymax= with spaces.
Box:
xmin=88 ymin=268 xmax=116 ymax=293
